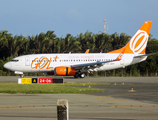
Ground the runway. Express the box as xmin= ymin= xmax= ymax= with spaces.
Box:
xmin=0 ymin=77 xmax=158 ymax=120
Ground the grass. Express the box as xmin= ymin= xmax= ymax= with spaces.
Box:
xmin=0 ymin=82 xmax=109 ymax=94
xmin=64 ymin=82 xmax=111 ymax=85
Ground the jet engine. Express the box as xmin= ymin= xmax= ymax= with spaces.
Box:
xmin=54 ymin=67 xmax=76 ymax=76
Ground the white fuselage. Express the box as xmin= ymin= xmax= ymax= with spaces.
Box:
xmin=4 ymin=53 xmax=145 ymax=73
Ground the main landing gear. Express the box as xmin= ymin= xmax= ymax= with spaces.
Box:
xmin=74 ymin=73 xmax=85 ymax=78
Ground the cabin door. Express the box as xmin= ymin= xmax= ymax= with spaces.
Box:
xmin=25 ymin=56 xmax=30 ymax=66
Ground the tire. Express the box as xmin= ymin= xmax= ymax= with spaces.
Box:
xmin=80 ymin=73 xmax=85 ymax=78
xmin=20 ymin=74 xmax=24 ymax=78
xmin=74 ymin=73 xmax=79 ymax=78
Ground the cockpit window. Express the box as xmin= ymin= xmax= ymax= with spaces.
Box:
xmin=11 ymin=59 xmax=19 ymax=62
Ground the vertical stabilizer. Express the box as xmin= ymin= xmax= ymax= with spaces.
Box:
xmin=109 ymin=21 xmax=152 ymax=55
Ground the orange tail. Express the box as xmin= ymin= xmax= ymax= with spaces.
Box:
xmin=109 ymin=21 xmax=152 ymax=55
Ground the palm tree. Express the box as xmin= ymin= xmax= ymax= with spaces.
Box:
xmin=119 ymin=32 xmax=131 ymax=47
xmin=95 ymin=33 xmax=111 ymax=53
xmin=0 ymin=30 xmax=12 ymax=60
xmin=28 ymin=30 xmax=57 ymax=54
xmin=26 ymin=35 xmax=39 ymax=54
xmin=11 ymin=35 xmax=27 ymax=58
xmin=77 ymin=31 xmax=94 ymax=53
xmin=43 ymin=30 xmax=57 ymax=53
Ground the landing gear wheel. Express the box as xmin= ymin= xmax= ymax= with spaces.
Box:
xmin=80 ymin=73 xmax=85 ymax=78
xmin=20 ymin=74 xmax=24 ymax=78
xmin=74 ymin=73 xmax=79 ymax=78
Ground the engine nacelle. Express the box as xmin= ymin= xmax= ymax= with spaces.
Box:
xmin=54 ymin=67 xmax=76 ymax=76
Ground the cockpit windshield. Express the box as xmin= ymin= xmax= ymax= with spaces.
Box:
xmin=11 ymin=59 xmax=19 ymax=62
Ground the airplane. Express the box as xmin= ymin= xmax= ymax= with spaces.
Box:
xmin=3 ymin=21 xmax=157 ymax=78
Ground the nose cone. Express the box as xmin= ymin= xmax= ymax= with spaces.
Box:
xmin=3 ymin=62 xmax=11 ymax=70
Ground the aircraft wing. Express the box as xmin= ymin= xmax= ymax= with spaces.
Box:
xmin=71 ymin=48 xmax=125 ymax=70
xmin=71 ymin=60 xmax=114 ymax=69
xmin=134 ymin=52 xmax=158 ymax=58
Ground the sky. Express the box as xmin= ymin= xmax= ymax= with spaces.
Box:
xmin=0 ymin=0 xmax=158 ymax=39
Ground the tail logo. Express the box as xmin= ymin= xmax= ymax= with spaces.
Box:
xmin=129 ymin=30 xmax=148 ymax=54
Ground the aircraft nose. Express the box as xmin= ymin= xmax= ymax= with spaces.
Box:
xmin=3 ymin=63 xmax=10 ymax=70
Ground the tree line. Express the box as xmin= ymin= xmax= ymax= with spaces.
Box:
xmin=0 ymin=30 xmax=158 ymax=76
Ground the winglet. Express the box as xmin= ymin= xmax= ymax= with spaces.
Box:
xmin=85 ymin=49 xmax=90 ymax=54
xmin=115 ymin=48 xmax=126 ymax=61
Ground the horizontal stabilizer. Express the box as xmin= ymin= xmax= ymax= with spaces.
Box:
xmin=134 ymin=52 xmax=158 ymax=58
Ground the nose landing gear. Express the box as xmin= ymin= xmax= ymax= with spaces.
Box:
xmin=20 ymin=74 xmax=24 ymax=78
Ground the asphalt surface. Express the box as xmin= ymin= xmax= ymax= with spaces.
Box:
xmin=0 ymin=76 xmax=158 ymax=120
xmin=0 ymin=76 xmax=158 ymax=83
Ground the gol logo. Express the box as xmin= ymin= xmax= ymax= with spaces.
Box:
xmin=130 ymin=30 xmax=148 ymax=54
xmin=31 ymin=57 xmax=53 ymax=69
